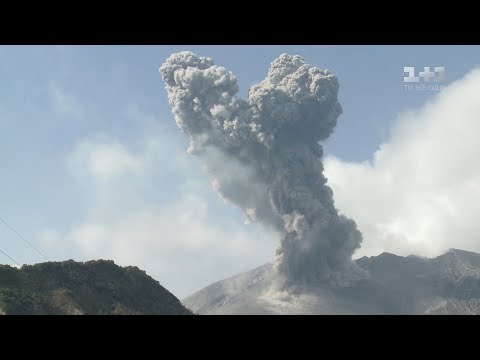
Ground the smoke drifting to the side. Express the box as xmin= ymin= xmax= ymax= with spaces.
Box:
xmin=160 ymin=51 xmax=364 ymax=283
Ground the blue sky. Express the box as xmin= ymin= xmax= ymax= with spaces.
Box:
xmin=1 ymin=45 xmax=480 ymax=297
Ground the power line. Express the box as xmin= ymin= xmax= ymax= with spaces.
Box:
xmin=0 ymin=247 xmax=20 ymax=266
xmin=0 ymin=216 xmax=49 ymax=262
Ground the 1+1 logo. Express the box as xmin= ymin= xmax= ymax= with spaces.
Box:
xmin=404 ymin=66 xmax=447 ymax=92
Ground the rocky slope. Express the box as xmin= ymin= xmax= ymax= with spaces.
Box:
xmin=0 ymin=259 xmax=192 ymax=315
xmin=183 ymin=249 xmax=480 ymax=314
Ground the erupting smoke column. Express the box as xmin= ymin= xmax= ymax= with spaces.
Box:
xmin=160 ymin=51 xmax=363 ymax=283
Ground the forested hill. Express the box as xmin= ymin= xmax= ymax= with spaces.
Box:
xmin=0 ymin=259 xmax=192 ymax=315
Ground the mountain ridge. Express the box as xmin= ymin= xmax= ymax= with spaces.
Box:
xmin=0 ymin=259 xmax=193 ymax=315
xmin=184 ymin=248 xmax=480 ymax=315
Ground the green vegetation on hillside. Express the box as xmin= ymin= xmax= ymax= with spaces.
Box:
xmin=0 ymin=260 xmax=193 ymax=315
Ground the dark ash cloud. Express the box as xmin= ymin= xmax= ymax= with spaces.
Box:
xmin=160 ymin=51 xmax=365 ymax=284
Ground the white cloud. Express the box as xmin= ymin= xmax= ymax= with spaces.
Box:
xmin=325 ymin=68 xmax=480 ymax=259
xmin=40 ymin=123 xmax=276 ymax=298
xmin=67 ymin=136 xmax=144 ymax=183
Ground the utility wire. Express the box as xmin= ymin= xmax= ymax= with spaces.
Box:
xmin=0 ymin=247 xmax=20 ymax=266
xmin=0 ymin=216 xmax=49 ymax=261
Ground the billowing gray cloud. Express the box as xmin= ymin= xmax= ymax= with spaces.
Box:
xmin=160 ymin=51 xmax=364 ymax=284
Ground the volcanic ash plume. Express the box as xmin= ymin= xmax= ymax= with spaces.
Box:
xmin=160 ymin=51 xmax=365 ymax=284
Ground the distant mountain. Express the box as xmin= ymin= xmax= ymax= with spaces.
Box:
xmin=184 ymin=249 xmax=480 ymax=314
xmin=0 ymin=260 xmax=192 ymax=315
